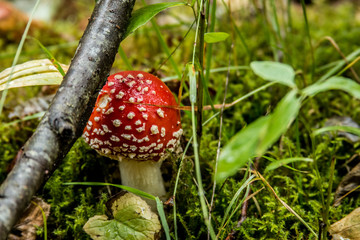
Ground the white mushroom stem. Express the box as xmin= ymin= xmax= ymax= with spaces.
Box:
xmin=119 ymin=159 xmax=166 ymax=199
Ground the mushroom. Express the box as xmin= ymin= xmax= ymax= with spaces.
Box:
xmin=83 ymin=71 xmax=182 ymax=199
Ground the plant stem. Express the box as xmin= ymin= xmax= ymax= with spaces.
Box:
xmin=197 ymin=0 xmax=206 ymax=144
xmin=0 ymin=0 xmax=41 ymax=119
xmin=300 ymin=0 xmax=315 ymax=81
xmin=118 ymin=45 xmax=133 ymax=70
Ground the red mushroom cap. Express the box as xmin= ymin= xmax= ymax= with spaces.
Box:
xmin=83 ymin=71 xmax=182 ymax=161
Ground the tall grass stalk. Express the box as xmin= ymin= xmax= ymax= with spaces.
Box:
xmin=118 ymin=45 xmax=133 ymax=70
xmin=190 ymin=0 xmax=215 ymax=238
xmin=196 ymin=0 xmax=206 ymax=141
xmin=204 ymin=0 xmax=216 ymax=109
xmin=221 ymin=0 xmax=251 ymax=59
xmin=322 ymin=157 xmax=336 ymax=239
xmin=139 ymin=0 xmax=182 ymax=79
xmin=150 ymin=19 xmax=182 ymax=79
xmin=300 ymin=0 xmax=315 ymax=81
xmin=173 ymin=113 xmax=219 ymax=240
xmin=208 ymin=41 xmax=233 ymax=239
xmin=0 ymin=0 xmax=41 ymax=119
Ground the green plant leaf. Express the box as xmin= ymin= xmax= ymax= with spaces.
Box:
xmin=216 ymin=116 xmax=270 ymax=181
xmin=258 ymin=90 xmax=301 ymax=154
xmin=302 ymin=76 xmax=360 ymax=98
xmin=204 ymin=32 xmax=229 ymax=43
xmin=216 ymin=90 xmax=301 ymax=182
xmin=125 ymin=2 xmax=186 ymax=38
xmin=250 ymin=61 xmax=296 ymax=88
xmin=0 ymin=59 xmax=68 ymax=91
xmin=264 ymin=157 xmax=313 ymax=173
xmin=83 ymin=192 xmax=161 ymax=240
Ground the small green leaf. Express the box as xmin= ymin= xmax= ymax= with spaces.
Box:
xmin=83 ymin=192 xmax=161 ymax=240
xmin=264 ymin=157 xmax=313 ymax=173
xmin=302 ymin=76 xmax=360 ymax=98
xmin=125 ymin=2 xmax=186 ymax=38
xmin=204 ymin=32 xmax=229 ymax=43
xmin=216 ymin=90 xmax=301 ymax=182
xmin=250 ymin=61 xmax=296 ymax=88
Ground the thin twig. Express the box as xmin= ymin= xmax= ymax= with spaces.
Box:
xmin=0 ymin=1 xmax=135 ymax=238
xmin=207 ymin=42 xmax=234 ymax=239
xmin=319 ymin=36 xmax=360 ymax=82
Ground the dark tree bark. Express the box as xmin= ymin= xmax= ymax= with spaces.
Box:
xmin=0 ymin=0 xmax=135 ymax=238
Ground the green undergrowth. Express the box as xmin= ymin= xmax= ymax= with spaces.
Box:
xmin=2 ymin=0 xmax=360 ymax=239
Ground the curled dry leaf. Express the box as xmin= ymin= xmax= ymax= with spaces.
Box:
xmin=329 ymin=207 xmax=360 ymax=240
xmin=334 ymin=162 xmax=360 ymax=206
xmin=8 ymin=198 xmax=50 ymax=240
xmin=0 ymin=59 xmax=69 ymax=91
xmin=83 ymin=192 xmax=161 ymax=240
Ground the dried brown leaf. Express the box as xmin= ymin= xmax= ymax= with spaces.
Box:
xmin=329 ymin=207 xmax=360 ymax=240
xmin=8 ymin=198 xmax=50 ymax=240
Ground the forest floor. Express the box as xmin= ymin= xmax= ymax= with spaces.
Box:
xmin=1 ymin=0 xmax=360 ymax=239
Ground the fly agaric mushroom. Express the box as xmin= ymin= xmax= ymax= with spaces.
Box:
xmin=83 ymin=71 xmax=182 ymax=198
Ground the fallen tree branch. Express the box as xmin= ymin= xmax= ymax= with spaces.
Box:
xmin=0 ymin=0 xmax=135 ymax=238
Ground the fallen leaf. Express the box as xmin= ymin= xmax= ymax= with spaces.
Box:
xmin=334 ymin=162 xmax=360 ymax=206
xmin=84 ymin=192 xmax=161 ymax=240
xmin=8 ymin=197 xmax=50 ymax=240
xmin=329 ymin=207 xmax=360 ymax=240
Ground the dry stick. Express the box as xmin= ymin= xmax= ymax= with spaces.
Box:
xmin=0 ymin=0 xmax=135 ymax=238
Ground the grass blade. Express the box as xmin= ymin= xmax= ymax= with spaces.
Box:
xmin=0 ymin=0 xmax=41 ymax=118
xmin=156 ymin=197 xmax=171 ymax=240
xmin=63 ymin=182 xmax=156 ymax=200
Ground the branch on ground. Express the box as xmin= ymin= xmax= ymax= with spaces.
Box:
xmin=0 ymin=0 xmax=135 ymax=238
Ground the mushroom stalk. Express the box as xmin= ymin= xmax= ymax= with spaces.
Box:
xmin=119 ymin=159 xmax=166 ymax=198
